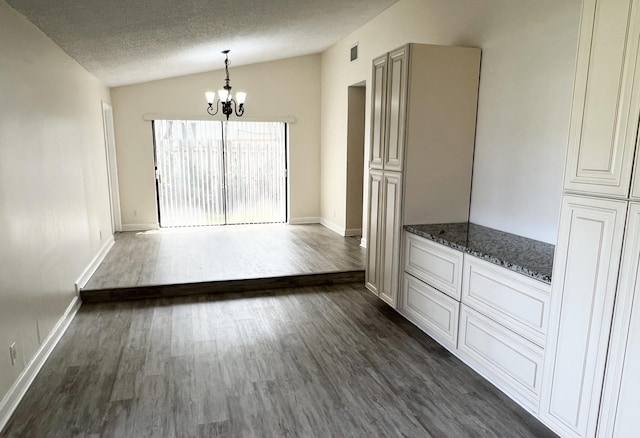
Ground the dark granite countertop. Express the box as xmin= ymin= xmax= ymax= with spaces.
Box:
xmin=404 ymin=223 xmax=555 ymax=284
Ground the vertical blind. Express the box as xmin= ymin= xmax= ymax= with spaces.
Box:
xmin=154 ymin=120 xmax=287 ymax=227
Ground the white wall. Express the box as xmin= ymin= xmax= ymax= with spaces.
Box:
xmin=0 ymin=0 xmax=112 ymax=407
xmin=110 ymin=55 xmax=321 ymax=229
xmin=321 ymin=0 xmax=581 ymax=243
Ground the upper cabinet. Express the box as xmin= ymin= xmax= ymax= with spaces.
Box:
xmin=368 ymin=44 xmax=479 ymax=178
xmin=383 ymin=47 xmax=408 ymax=172
xmin=369 ymin=46 xmax=409 ymax=172
xmin=564 ymin=0 xmax=640 ymax=197
xmin=369 ymin=55 xmax=387 ymax=170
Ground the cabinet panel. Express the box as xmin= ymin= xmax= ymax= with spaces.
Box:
xmin=462 ymin=255 xmax=551 ymax=347
xmin=404 ymin=233 xmax=463 ymax=300
xmin=384 ymin=46 xmax=408 ymax=172
xmin=401 ymin=273 xmax=459 ymax=351
xmin=598 ymin=203 xmax=640 ymax=437
xmin=458 ymin=305 xmax=544 ymax=413
xmin=564 ymin=0 xmax=640 ymax=196
xmin=365 ymin=170 xmax=383 ymax=295
xmin=540 ymin=195 xmax=627 ymax=438
xmin=380 ymin=172 xmax=403 ymax=307
xmin=369 ymin=55 xmax=387 ymax=170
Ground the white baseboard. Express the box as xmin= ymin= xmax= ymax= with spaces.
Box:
xmin=320 ymin=218 xmax=346 ymax=236
xmin=360 ymin=237 xmax=367 ymax=248
xmin=74 ymin=236 xmax=115 ymax=293
xmin=121 ymin=223 xmax=159 ymax=232
xmin=344 ymin=228 xmax=362 ymax=237
xmin=288 ymin=217 xmax=320 ymax=225
xmin=0 ymin=296 xmax=81 ymax=433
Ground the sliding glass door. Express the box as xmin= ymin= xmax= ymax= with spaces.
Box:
xmin=153 ymin=120 xmax=287 ymax=227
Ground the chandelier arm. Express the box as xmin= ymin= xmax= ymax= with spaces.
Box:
xmin=207 ymin=102 xmax=220 ymax=116
xmin=234 ymin=100 xmax=245 ymax=117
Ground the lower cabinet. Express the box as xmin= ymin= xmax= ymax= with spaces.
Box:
xmin=365 ymin=170 xmax=403 ymax=308
xmin=462 ymin=256 xmax=550 ymax=347
xmin=365 ymin=171 xmax=383 ymax=296
xmin=539 ymin=195 xmax=627 ymax=438
xmin=399 ymin=231 xmax=551 ymax=418
xmin=597 ymin=202 xmax=640 ymax=437
xmin=401 ymin=273 xmax=459 ymax=351
xmin=405 ymin=232 xmax=463 ymax=300
xmin=379 ymin=172 xmax=403 ymax=307
xmin=457 ymin=305 xmax=545 ymax=413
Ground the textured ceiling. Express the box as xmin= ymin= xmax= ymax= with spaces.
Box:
xmin=6 ymin=0 xmax=399 ymax=87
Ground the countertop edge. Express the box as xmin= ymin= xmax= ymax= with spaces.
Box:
xmin=404 ymin=225 xmax=553 ymax=285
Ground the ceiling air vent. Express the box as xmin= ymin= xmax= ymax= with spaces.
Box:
xmin=350 ymin=43 xmax=358 ymax=62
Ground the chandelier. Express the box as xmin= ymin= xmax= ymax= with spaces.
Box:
xmin=205 ymin=50 xmax=246 ymax=120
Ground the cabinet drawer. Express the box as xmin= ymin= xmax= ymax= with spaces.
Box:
xmin=401 ymin=273 xmax=459 ymax=351
xmin=404 ymin=233 xmax=463 ymax=300
xmin=458 ymin=305 xmax=544 ymax=413
xmin=462 ymin=255 xmax=551 ymax=346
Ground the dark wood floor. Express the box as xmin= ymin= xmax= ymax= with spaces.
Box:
xmin=2 ymin=284 xmax=556 ymax=438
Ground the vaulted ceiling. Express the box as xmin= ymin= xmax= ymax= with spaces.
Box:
xmin=6 ymin=0 xmax=399 ymax=87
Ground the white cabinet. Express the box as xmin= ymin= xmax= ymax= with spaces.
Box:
xmin=598 ymin=203 xmax=640 ymax=437
xmin=401 ymin=231 xmax=552 ymax=414
xmin=564 ymin=0 xmax=640 ymax=197
xmin=458 ymin=305 xmax=545 ymax=413
xmin=400 ymin=232 xmax=463 ymax=351
xmin=404 ymin=233 xmax=463 ymax=300
xmin=365 ymin=43 xmax=480 ymax=306
xmin=369 ymin=55 xmax=386 ymax=170
xmin=379 ymin=173 xmax=403 ymax=306
xmin=546 ymin=0 xmax=640 ymax=437
xmin=383 ymin=46 xmax=408 ymax=172
xmin=365 ymin=170 xmax=383 ymax=295
xmin=401 ymin=273 xmax=459 ymax=351
xmin=540 ymin=195 xmax=627 ymax=438
xmin=366 ymin=171 xmax=403 ymax=306
xmin=462 ymin=255 xmax=551 ymax=347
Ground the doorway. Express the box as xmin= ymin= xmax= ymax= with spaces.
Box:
xmin=346 ymin=84 xmax=366 ymax=237
xmin=153 ymin=120 xmax=288 ymax=227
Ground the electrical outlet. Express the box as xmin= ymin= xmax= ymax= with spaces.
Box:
xmin=9 ymin=342 xmax=17 ymax=366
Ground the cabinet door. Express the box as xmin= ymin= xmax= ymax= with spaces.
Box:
xmin=458 ymin=305 xmax=545 ymax=413
xmin=369 ymin=54 xmax=387 ymax=170
xmin=379 ymin=172 xmax=403 ymax=307
xmin=383 ymin=46 xmax=409 ymax=172
xmin=462 ymin=255 xmax=551 ymax=347
xmin=564 ymin=0 xmax=640 ymax=197
xmin=404 ymin=233 xmax=464 ymax=300
xmin=540 ymin=195 xmax=627 ymax=438
xmin=598 ymin=202 xmax=640 ymax=437
xmin=365 ymin=170 xmax=383 ymax=295
xmin=401 ymin=273 xmax=459 ymax=351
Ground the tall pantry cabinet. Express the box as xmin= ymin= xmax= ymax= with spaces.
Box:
xmin=539 ymin=0 xmax=640 ymax=437
xmin=365 ymin=44 xmax=481 ymax=307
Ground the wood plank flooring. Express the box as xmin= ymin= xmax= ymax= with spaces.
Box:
xmin=2 ymin=284 xmax=556 ymax=438
xmin=82 ymin=224 xmax=365 ymax=301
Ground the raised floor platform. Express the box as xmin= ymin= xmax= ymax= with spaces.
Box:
xmin=81 ymin=224 xmax=365 ymax=302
